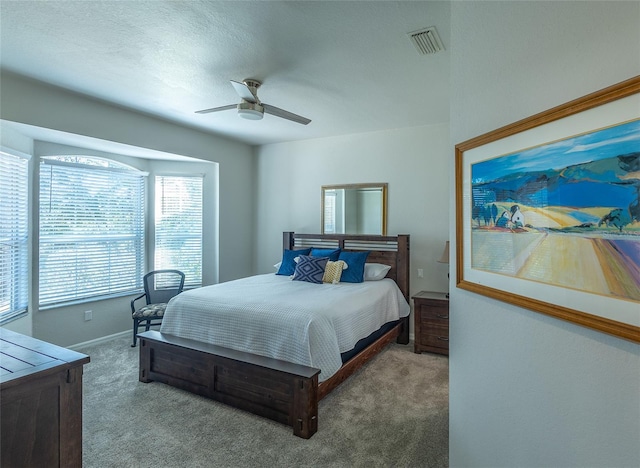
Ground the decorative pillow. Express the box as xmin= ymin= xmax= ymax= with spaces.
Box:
xmin=364 ymin=263 xmax=392 ymax=281
xmin=292 ymin=255 xmax=329 ymax=284
xmin=338 ymin=251 xmax=370 ymax=283
xmin=322 ymin=260 xmax=348 ymax=284
xmin=276 ymin=248 xmax=311 ymax=276
xmin=310 ymin=248 xmax=341 ymax=261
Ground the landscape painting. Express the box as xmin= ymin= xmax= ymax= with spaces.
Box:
xmin=470 ymin=118 xmax=640 ymax=302
xmin=456 ymin=77 xmax=640 ymax=343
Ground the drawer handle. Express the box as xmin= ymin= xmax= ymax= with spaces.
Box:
xmin=436 ymin=314 xmax=449 ymax=319
xmin=437 ymin=337 xmax=449 ymax=341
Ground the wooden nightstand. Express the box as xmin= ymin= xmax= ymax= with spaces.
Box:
xmin=412 ymin=291 xmax=449 ymax=355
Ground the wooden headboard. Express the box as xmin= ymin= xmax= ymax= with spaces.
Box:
xmin=282 ymin=232 xmax=410 ymax=303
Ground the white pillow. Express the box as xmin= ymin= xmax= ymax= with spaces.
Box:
xmin=273 ymin=256 xmax=303 ymax=268
xmin=364 ymin=263 xmax=391 ymax=281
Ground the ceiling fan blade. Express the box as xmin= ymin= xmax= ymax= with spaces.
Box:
xmin=263 ymin=104 xmax=311 ymax=125
xmin=195 ymin=104 xmax=237 ymax=114
xmin=230 ymin=80 xmax=258 ymax=103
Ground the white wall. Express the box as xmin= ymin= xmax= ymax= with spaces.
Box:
xmin=0 ymin=72 xmax=256 ymax=346
xmin=449 ymin=2 xmax=640 ymax=467
xmin=254 ymin=124 xmax=451 ymax=325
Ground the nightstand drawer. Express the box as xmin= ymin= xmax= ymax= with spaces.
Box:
xmin=420 ymin=332 xmax=449 ymax=350
xmin=419 ymin=319 xmax=448 ymax=334
xmin=420 ymin=309 xmax=449 ymax=323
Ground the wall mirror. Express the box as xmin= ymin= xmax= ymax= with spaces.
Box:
xmin=321 ymin=183 xmax=387 ymax=235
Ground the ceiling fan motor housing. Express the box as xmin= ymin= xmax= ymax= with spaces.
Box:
xmin=242 ymin=79 xmax=262 ymax=95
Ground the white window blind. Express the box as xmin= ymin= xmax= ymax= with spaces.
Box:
xmin=0 ymin=151 xmax=29 ymax=322
xmin=324 ymin=190 xmax=337 ymax=234
xmin=39 ymin=157 xmax=146 ymax=306
xmin=155 ymin=175 xmax=203 ymax=287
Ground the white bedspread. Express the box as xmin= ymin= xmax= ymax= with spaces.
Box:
xmin=159 ymin=274 xmax=410 ymax=382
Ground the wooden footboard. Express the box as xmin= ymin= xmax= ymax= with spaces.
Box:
xmin=138 ymin=330 xmax=320 ymax=438
xmin=138 ymin=321 xmax=403 ymax=438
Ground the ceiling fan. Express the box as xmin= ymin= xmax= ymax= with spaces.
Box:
xmin=195 ymin=79 xmax=311 ymax=125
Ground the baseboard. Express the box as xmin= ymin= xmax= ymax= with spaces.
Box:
xmin=69 ymin=330 xmax=129 ymax=350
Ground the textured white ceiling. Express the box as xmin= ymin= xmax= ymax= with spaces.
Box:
xmin=0 ymin=1 xmax=450 ymax=146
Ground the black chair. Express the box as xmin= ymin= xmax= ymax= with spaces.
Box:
xmin=131 ymin=269 xmax=185 ymax=347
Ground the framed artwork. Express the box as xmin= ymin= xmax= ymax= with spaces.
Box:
xmin=455 ymin=76 xmax=640 ymax=343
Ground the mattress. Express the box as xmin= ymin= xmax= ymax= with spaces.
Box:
xmin=159 ymin=273 xmax=410 ymax=382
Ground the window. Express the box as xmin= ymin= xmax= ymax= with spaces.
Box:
xmin=0 ymin=150 xmax=29 ymax=322
xmin=39 ymin=156 xmax=146 ymax=306
xmin=155 ymin=175 xmax=203 ymax=287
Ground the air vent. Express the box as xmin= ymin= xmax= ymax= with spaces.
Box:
xmin=408 ymin=27 xmax=444 ymax=55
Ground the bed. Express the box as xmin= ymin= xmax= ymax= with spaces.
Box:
xmin=138 ymin=232 xmax=410 ymax=438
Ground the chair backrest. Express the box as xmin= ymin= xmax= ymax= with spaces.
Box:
xmin=143 ymin=270 xmax=185 ymax=304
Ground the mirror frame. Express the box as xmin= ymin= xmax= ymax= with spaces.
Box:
xmin=321 ymin=183 xmax=388 ymax=236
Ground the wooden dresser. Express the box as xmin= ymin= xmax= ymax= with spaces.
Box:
xmin=412 ymin=291 xmax=449 ymax=355
xmin=1 ymin=328 xmax=90 ymax=468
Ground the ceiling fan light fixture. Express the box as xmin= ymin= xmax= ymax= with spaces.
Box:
xmin=237 ymin=101 xmax=264 ymax=120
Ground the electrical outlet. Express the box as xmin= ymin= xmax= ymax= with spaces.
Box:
xmin=84 ymin=310 xmax=92 ymax=321
xmin=417 ymin=268 xmax=424 ymax=278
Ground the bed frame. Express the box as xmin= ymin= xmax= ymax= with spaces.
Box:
xmin=138 ymin=232 xmax=410 ymax=438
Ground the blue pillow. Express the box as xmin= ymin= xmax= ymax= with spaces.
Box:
xmin=338 ymin=251 xmax=370 ymax=283
xmin=310 ymin=248 xmax=341 ymax=261
xmin=276 ymin=248 xmax=311 ymax=276
xmin=292 ymin=255 xmax=328 ymax=284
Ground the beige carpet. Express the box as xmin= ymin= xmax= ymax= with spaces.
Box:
xmin=79 ymin=336 xmax=448 ymax=467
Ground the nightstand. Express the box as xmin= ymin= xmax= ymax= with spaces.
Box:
xmin=412 ymin=291 xmax=449 ymax=355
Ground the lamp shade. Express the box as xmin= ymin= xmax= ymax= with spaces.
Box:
xmin=437 ymin=241 xmax=449 ymax=264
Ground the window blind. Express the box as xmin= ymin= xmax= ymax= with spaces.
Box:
xmin=39 ymin=158 xmax=145 ymax=306
xmin=324 ymin=190 xmax=337 ymax=234
xmin=0 ymin=151 xmax=29 ymax=322
xmin=155 ymin=175 xmax=203 ymax=287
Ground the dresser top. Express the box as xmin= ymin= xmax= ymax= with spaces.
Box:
xmin=1 ymin=328 xmax=90 ymax=386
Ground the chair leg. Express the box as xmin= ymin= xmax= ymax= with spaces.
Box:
xmin=132 ymin=319 xmax=139 ymax=347
xmin=145 ymin=319 xmax=151 ymax=332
